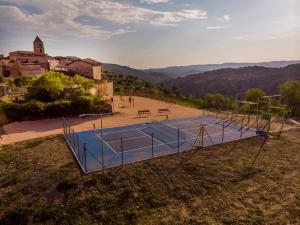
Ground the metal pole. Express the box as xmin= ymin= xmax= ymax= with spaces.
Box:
xmin=201 ymin=126 xmax=204 ymax=146
xmin=222 ymin=121 xmax=225 ymax=142
xmin=121 ymin=137 xmax=124 ymax=165
xmin=240 ymin=123 xmax=243 ymax=138
xmin=177 ymin=128 xmax=180 ymax=153
xmin=151 ymin=132 xmax=154 ymax=158
xmin=76 ymin=134 xmax=80 ymax=156
xmin=68 ymin=124 xmax=71 ymax=143
xmin=72 ymin=129 xmax=75 ymax=149
xmin=100 ymin=114 xmax=104 ymax=169
xmin=83 ymin=143 xmax=87 ymax=172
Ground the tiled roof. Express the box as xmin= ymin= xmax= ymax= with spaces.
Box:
xmin=67 ymin=58 xmax=102 ymax=66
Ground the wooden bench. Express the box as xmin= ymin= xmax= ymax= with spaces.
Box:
xmin=138 ymin=110 xmax=151 ymax=117
xmin=158 ymin=108 xmax=170 ymax=115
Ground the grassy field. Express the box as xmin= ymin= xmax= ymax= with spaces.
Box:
xmin=0 ymin=130 xmax=300 ymax=225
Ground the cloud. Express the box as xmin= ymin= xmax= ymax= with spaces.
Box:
xmin=0 ymin=0 xmax=207 ymax=38
xmin=223 ymin=15 xmax=231 ymax=21
xmin=140 ymin=0 xmax=169 ymax=3
xmin=81 ymin=1 xmax=207 ymax=26
xmin=207 ymin=26 xmax=227 ymax=30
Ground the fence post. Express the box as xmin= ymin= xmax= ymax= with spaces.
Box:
xmin=222 ymin=121 xmax=225 ymax=143
xmin=83 ymin=143 xmax=87 ymax=172
xmin=62 ymin=118 xmax=66 ymax=138
xmin=177 ymin=128 xmax=180 ymax=153
xmin=72 ymin=129 xmax=75 ymax=149
xmin=68 ymin=124 xmax=71 ymax=143
xmin=151 ymin=132 xmax=154 ymax=158
xmin=240 ymin=124 xmax=243 ymax=138
xmin=121 ymin=137 xmax=124 ymax=165
xmin=76 ymin=134 xmax=80 ymax=156
xmin=201 ymin=125 xmax=204 ymax=146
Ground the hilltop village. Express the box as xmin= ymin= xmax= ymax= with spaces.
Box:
xmin=0 ymin=36 xmax=113 ymax=96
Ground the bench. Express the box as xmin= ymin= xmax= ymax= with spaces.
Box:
xmin=158 ymin=108 xmax=170 ymax=115
xmin=138 ymin=110 xmax=151 ymax=117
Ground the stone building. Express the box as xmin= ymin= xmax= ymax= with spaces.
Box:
xmin=66 ymin=59 xmax=113 ymax=97
xmin=3 ymin=36 xmax=50 ymax=77
xmin=66 ymin=58 xmax=102 ymax=80
xmin=0 ymin=36 xmax=113 ymax=97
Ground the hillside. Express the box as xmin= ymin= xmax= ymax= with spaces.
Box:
xmin=146 ymin=60 xmax=300 ymax=77
xmin=102 ymin=63 xmax=171 ymax=83
xmin=162 ymin=64 xmax=300 ymax=97
xmin=0 ymin=129 xmax=300 ymax=224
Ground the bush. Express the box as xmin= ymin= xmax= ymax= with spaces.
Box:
xmin=3 ymin=96 xmax=111 ymax=121
xmin=43 ymin=100 xmax=71 ymax=117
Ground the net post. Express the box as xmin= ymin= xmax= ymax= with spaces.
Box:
xmin=222 ymin=121 xmax=225 ymax=143
xmin=121 ymin=136 xmax=124 ymax=165
xmin=151 ymin=132 xmax=154 ymax=158
xmin=177 ymin=128 xmax=180 ymax=153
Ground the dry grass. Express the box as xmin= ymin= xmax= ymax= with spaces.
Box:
xmin=0 ymin=129 xmax=300 ymax=225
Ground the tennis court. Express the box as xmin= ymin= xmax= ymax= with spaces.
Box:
xmin=64 ymin=115 xmax=257 ymax=173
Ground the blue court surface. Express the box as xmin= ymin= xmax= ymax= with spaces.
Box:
xmin=65 ymin=115 xmax=257 ymax=173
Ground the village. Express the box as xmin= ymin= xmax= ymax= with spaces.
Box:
xmin=0 ymin=36 xmax=113 ymax=98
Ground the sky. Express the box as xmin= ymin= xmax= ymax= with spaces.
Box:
xmin=0 ymin=0 xmax=299 ymax=69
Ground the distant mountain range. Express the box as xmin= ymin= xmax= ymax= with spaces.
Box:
xmin=161 ymin=64 xmax=300 ymax=98
xmin=102 ymin=63 xmax=171 ymax=83
xmin=144 ymin=60 xmax=300 ymax=77
xmin=103 ymin=60 xmax=300 ymax=82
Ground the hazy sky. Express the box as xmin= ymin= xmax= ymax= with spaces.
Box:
xmin=0 ymin=0 xmax=299 ymax=68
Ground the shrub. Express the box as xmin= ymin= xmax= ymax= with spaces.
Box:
xmin=3 ymin=97 xmax=111 ymax=121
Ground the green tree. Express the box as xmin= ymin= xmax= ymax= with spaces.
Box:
xmin=204 ymin=93 xmax=225 ymax=109
xmin=244 ymin=88 xmax=266 ymax=102
xmin=27 ymin=72 xmax=65 ymax=102
xmin=73 ymin=75 xmax=95 ymax=91
xmin=279 ymin=80 xmax=300 ymax=116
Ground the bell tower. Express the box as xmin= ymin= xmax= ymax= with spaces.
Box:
xmin=33 ymin=36 xmax=45 ymax=55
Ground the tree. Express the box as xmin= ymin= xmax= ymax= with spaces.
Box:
xmin=73 ymin=75 xmax=95 ymax=91
xmin=27 ymin=72 xmax=65 ymax=102
xmin=244 ymin=88 xmax=266 ymax=102
xmin=204 ymin=93 xmax=225 ymax=109
xmin=279 ymin=80 xmax=300 ymax=117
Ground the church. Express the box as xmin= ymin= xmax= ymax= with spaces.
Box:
xmin=2 ymin=36 xmax=50 ymax=76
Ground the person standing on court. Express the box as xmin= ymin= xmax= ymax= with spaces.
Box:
xmin=129 ymin=96 xmax=132 ymax=107
xmin=111 ymin=96 xmax=114 ymax=110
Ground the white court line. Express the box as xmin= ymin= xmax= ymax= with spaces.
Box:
xmin=162 ymin=122 xmax=198 ymax=138
xmin=101 ymin=128 xmax=144 ymax=136
xmin=111 ymin=128 xmax=242 ymax=155
xmin=97 ymin=134 xmax=119 ymax=155
xmin=96 ymin=120 xmax=253 ymax=156
xmin=106 ymin=134 xmax=148 ymax=144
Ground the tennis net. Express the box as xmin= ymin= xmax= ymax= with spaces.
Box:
xmin=140 ymin=120 xmax=188 ymax=147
